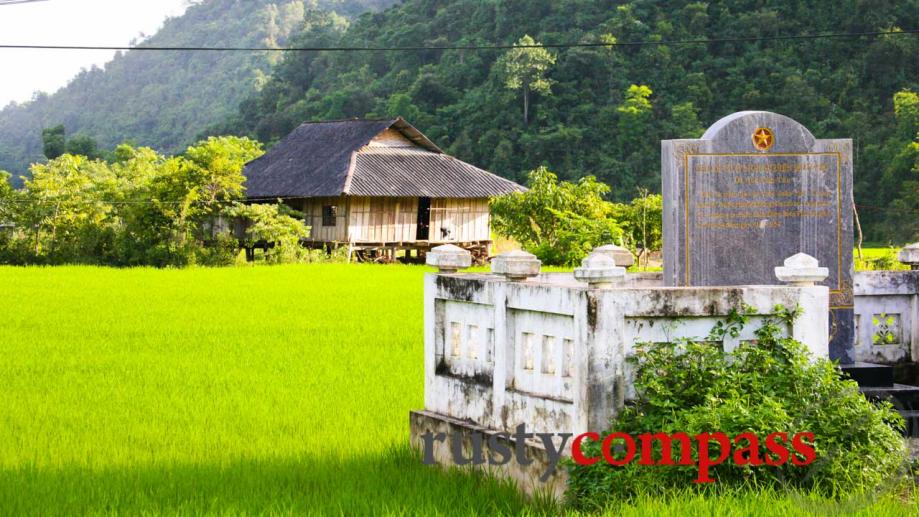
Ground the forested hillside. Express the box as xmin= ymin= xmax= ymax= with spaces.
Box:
xmin=0 ymin=0 xmax=395 ymax=182
xmin=218 ymin=0 xmax=918 ymax=242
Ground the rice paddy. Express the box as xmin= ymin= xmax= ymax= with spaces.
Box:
xmin=0 ymin=264 xmax=914 ymax=515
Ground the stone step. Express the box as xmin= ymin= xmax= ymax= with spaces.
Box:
xmin=841 ymin=362 xmax=895 ymax=388
xmin=860 ymin=384 xmax=919 ymax=437
xmin=893 ymin=363 xmax=919 ymax=385
xmin=860 ymin=384 xmax=919 ymax=407
xmin=898 ymin=411 xmax=919 ymax=438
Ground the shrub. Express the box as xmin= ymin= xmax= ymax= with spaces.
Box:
xmin=490 ymin=167 xmax=623 ymax=266
xmin=855 ymin=248 xmax=907 ymax=271
xmin=195 ymin=233 xmax=240 ymax=267
xmin=567 ymin=306 xmax=908 ymax=509
xmin=229 ymin=202 xmax=310 ymax=264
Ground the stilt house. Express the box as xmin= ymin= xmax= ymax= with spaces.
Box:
xmin=243 ymin=118 xmax=524 ymax=261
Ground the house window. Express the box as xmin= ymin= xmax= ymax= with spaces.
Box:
xmin=322 ymin=205 xmax=337 ymax=227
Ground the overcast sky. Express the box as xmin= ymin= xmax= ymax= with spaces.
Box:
xmin=0 ymin=0 xmax=189 ymax=107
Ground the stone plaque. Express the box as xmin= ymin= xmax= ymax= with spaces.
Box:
xmin=662 ymin=111 xmax=854 ymax=362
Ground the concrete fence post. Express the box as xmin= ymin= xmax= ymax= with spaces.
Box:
xmin=592 ymin=244 xmax=635 ymax=268
xmin=899 ymin=243 xmax=919 ymax=271
xmin=426 ymin=244 xmax=472 ymax=273
xmin=775 ymin=253 xmax=829 ymax=287
xmin=574 ymin=252 xmax=626 ymax=289
xmin=491 ymin=250 xmax=541 ymax=281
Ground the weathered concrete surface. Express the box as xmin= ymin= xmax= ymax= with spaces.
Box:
xmin=426 ymin=244 xmax=473 ymax=273
xmin=420 ymin=271 xmax=829 ymax=468
xmin=853 ymin=270 xmax=919 ymax=364
xmin=492 ymin=250 xmax=541 ymax=281
xmin=593 ymin=244 xmax=635 ymax=267
xmin=409 ymin=410 xmax=568 ymax=500
xmin=662 ymin=111 xmax=854 ymax=363
xmin=900 ymin=243 xmax=919 ymax=269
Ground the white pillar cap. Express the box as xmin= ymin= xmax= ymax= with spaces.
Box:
xmin=592 ymin=244 xmax=635 ymax=267
xmin=574 ymin=252 xmax=626 ymax=289
xmin=898 ymin=243 xmax=919 ymax=268
xmin=491 ymin=250 xmax=541 ymax=281
xmin=775 ymin=253 xmax=829 ymax=286
xmin=426 ymin=244 xmax=472 ymax=273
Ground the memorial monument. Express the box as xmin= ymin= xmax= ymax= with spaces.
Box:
xmin=662 ymin=111 xmax=855 ymax=362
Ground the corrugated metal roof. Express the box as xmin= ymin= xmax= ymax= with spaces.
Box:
xmin=244 ymin=118 xmax=523 ymax=199
xmin=348 ymin=148 xmax=522 ymax=197
xmin=244 ymin=119 xmax=395 ymax=199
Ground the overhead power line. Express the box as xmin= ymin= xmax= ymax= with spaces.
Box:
xmin=0 ymin=29 xmax=915 ymax=52
xmin=2 ymin=199 xmax=917 ymax=215
xmin=0 ymin=0 xmax=50 ymax=6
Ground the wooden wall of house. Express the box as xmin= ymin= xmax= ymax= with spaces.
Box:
xmin=296 ymin=196 xmax=492 ymax=244
xmin=348 ymin=197 xmax=418 ymax=243
xmin=301 ymin=197 xmax=348 ymax=242
xmin=429 ymin=198 xmax=490 ymax=243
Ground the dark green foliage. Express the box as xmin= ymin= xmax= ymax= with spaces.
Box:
xmin=41 ymin=125 xmax=66 ymax=160
xmin=871 ymin=90 xmax=919 ymax=242
xmin=42 ymin=125 xmax=104 ymax=161
xmin=65 ymin=135 xmax=103 ymax=161
xmin=567 ymin=306 xmax=908 ymax=509
xmin=0 ymin=0 xmax=395 ymax=185
xmin=220 ymin=0 xmax=918 ymax=243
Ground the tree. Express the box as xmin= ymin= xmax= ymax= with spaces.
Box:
xmin=41 ymin=125 xmax=66 ymax=160
xmin=495 ymin=35 xmax=556 ymax=125
xmin=66 ymin=135 xmax=102 ymax=160
xmin=0 ymin=136 xmax=268 ymax=267
xmin=876 ymin=90 xmax=919 ymax=242
xmin=669 ymin=101 xmax=703 ymax=138
xmin=611 ymin=189 xmax=663 ymax=267
xmin=21 ymin=154 xmax=116 ymax=261
xmin=147 ymin=136 xmax=264 ymax=254
xmin=384 ymin=93 xmax=421 ymax=121
xmin=490 ymin=167 xmax=623 ymax=265
xmin=41 ymin=126 xmax=104 ymax=161
xmin=616 ymin=84 xmax=653 ymax=147
xmin=0 ymin=170 xmax=14 ymax=223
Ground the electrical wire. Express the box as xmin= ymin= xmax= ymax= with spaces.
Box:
xmin=2 ymin=199 xmax=917 ymax=214
xmin=0 ymin=29 xmax=915 ymax=52
xmin=0 ymin=0 xmax=50 ymax=6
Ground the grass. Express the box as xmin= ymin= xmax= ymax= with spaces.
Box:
xmin=0 ymin=264 xmax=915 ymax=515
xmin=855 ymin=247 xmax=909 ymax=271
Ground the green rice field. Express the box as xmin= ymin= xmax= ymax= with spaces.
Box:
xmin=0 ymin=264 xmax=915 ymax=515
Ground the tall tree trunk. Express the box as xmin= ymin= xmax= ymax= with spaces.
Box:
xmin=49 ymin=201 xmax=61 ymax=257
xmin=523 ymin=87 xmax=529 ymax=126
xmin=853 ymin=200 xmax=864 ymax=260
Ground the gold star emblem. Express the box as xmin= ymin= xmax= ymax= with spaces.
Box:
xmin=752 ymin=127 xmax=775 ymax=151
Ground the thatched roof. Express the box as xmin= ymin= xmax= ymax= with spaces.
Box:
xmin=244 ymin=118 xmax=523 ymax=199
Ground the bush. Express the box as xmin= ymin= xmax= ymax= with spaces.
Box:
xmin=855 ymin=248 xmax=908 ymax=271
xmin=229 ymin=202 xmax=310 ymax=264
xmin=195 ymin=233 xmax=241 ymax=267
xmin=567 ymin=306 xmax=908 ymax=509
xmin=490 ymin=167 xmax=623 ymax=266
